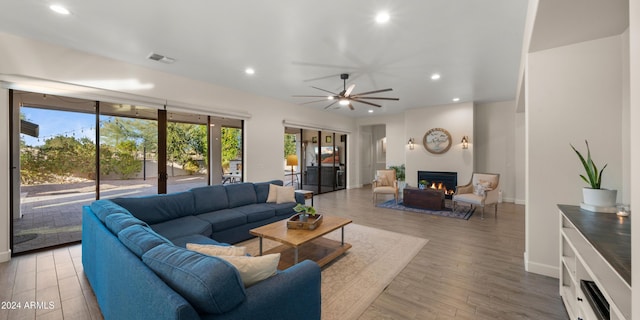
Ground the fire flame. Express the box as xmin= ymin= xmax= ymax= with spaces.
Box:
xmin=428 ymin=181 xmax=455 ymax=195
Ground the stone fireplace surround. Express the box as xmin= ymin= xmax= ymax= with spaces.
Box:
xmin=417 ymin=171 xmax=458 ymax=199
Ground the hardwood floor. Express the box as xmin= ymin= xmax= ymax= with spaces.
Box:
xmin=317 ymin=187 xmax=567 ymax=320
xmin=0 ymin=186 xmax=568 ymax=320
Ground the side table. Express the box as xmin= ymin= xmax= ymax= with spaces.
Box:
xmin=295 ymin=190 xmax=314 ymax=206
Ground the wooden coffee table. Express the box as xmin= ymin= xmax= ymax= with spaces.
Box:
xmin=249 ymin=215 xmax=352 ymax=269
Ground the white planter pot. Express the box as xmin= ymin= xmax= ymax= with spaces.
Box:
xmin=581 ymin=188 xmax=617 ymax=212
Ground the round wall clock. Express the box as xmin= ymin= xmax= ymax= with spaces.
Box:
xmin=423 ymin=128 xmax=452 ymax=154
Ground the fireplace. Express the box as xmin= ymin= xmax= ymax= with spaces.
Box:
xmin=417 ymin=171 xmax=457 ymax=199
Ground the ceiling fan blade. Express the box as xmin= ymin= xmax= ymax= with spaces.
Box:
xmin=351 ymin=88 xmax=393 ymax=96
xmin=354 ymin=97 xmax=400 ymax=101
xmin=324 ymin=101 xmax=338 ymax=109
xmin=352 ymin=99 xmax=382 ymax=108
xmin=348 ymin=103 xmax=354 ymax=110
xmin=311 ymin=86 xmax=338 ymax=95
xmin=292 ymin=95 xmax=331 ymax=98
xmin=300 ymin=99 xmax=331 ymax=105
xmin=344 ymin=84 xmax=356 ymax=97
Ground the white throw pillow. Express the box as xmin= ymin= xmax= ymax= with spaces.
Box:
xmin=276 ymin=186 xmax=296 ymax=204
xmin=186 ymin=243 xmax=247 ymax=256
xmin=266 ymin=184 xmax=279 ymax=203
xmin=216 ymin=254 xmax=280 ymax=287
xmin=473 ymin=183 xmax=486 ymax=196
xmin=478 ymin=179 xmax=494 ymax=190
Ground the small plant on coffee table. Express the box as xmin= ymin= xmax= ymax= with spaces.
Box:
xmin=293 ymin=203 xmax=316 ymax=216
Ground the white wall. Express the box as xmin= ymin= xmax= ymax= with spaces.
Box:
xmin=526 ymin=34 xmax=624 ymax=276
xmin=0 ymin=32 xmax=357 ymax=261
xmin=356 ymin=103 xmax=474 ymax=188
xmin=514 ymin=111 xmax=526 ymax=204
xmin=404 ymin=102 xmax=474 ymax=187
xmin=0 ymin=88 xmax=10 ymax=261
xmin=630 ymin=0 xmax=640 ymax=315
xmin=474 ymin=100 xmax=522 ymax=203
xmin=356 ymin=112 xmax=405 ymax=184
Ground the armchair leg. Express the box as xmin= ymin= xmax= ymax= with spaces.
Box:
xmin=481 ymin=206 xmax=485 ymax=220
xmin=494 ymin=203 xmax=498 ymax=218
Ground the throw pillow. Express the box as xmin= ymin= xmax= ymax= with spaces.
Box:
xmin=186 ymin=243 xmax=247 ymax=256
xmin=378 ymin=175 xmax=389 ymax=186
xmin=216 ymin=254 xmax=280 ymax=287
xmin=276 ymin=186 xmax=296 ymax=204
xmin=266 ymin=184 xmax=279 ymax=203
xmin=479 ymin=179 xmax=494 ymax=191
xmin=473 ymin=183 xmax=486 ymax=196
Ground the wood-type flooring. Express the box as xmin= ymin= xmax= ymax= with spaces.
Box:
xmin=0 ymin=186 xmax=568 ymax=319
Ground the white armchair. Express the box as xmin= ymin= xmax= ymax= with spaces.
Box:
xmin=372 ymin=169 xmax=399 ymax=204
xmin=452 ymin=173 xmax=500 ymax=219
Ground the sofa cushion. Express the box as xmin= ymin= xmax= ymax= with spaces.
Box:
xmin=186 ymin=243 xmax=247 ymax=256
xmin=265 ymin=202 xmax=297 ymax=216
xmin=171 ymin=234 xmax=224 ymax=248
xmin=254 ymin=180 xmax=283 ymax=203
xmin=196 ymin=209 xmax=247 ymax=232
xmin=225 ymin=183 xmax=257 ymax=208
xmin=90 ymin=199 xmax=131 ymax=223
xmin=111 ymin=192 xmax=196 ymax=225
xmin=118 ymin=225 xmax=172 ymax=258
xmin=236 ymin=204 xmax=276 ymax=223
xmin=150 ymin=216 xmax=212 ymax=241
xmin=142 ymin=244 xmax=246 ymax=314
xmin=190 ymin=185 xmax=229 ymax=214
xmin=105 ymin=212 xmax=148 ymax=234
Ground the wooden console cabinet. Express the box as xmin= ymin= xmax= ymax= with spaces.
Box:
xmin=559 ymin=205 xmax=630 ymax=320
xmin=403 ymin=187 xmax=444 ymax=210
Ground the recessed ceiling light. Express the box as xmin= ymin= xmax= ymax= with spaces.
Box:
xmin=368 ymin=110 xmax=374 ymax=113
xmin=431 ymin=73 xmax=441 ymax=80
xmin=50 ymin=4 xmax=70 ymax=15
xmin=375 ymin=12 xmax=390 ymax=24
xmin=245 ymin=68 xmax=255 ymax=75
xmin=452 ymin=97 xmax=460 ymax=102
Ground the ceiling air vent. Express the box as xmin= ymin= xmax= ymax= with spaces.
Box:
xmin=147 ymin=52 xmax=176 ymax=64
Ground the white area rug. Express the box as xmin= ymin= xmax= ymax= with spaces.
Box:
xmin=240 ymin=224 xmax=428 ymax=320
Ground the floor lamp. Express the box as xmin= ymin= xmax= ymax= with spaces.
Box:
xmin=286 ymin=155 xmax=298 ymax=188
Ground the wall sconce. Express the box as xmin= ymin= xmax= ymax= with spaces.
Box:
xmin=408 ymin=138 xmax=415 ymax=150
xmin=461 ymin=136 xmax=469 ymax=149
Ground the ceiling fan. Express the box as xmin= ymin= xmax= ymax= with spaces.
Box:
xmin=293 ymin=73 xmax=399 ymax=110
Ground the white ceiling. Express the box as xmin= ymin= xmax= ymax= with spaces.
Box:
xmin=0 ymin=1 xmax=529 ymax=117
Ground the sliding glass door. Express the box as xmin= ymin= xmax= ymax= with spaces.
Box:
xmin=286 ymin=127 xmax=347 ymax=195
xmin=10 ymin=90 xmax=244 ymax=254
xmin=13 ymin=92 xmax=97 ymax=253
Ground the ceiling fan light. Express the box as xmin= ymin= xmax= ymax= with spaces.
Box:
xmin=375 ymin=12 xmax=390 ymax=24
xmin=328 ymin=96 xmax=334 ymax=100
xmin=50 ymin=4 xmax=70 ymax=15
xmin=339 ymin=99 xmax=349 ymax=106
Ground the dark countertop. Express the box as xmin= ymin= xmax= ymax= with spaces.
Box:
xmin=558 ymin=204 xmax=631 ymax=285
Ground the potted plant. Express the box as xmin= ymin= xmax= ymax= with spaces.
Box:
xmin=389 ymin=164 xmax=406 ymax=191
xmin=570 ymin=140 xmax=617 ymax=211
xmin=293 ymin=203 xmax=317 ymax=222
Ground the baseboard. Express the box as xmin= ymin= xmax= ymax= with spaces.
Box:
xmin=524 ymin=252 xmax=558 ymax=278
xmin=499 ymin=197 xmax=525 ymax=205
xmin=0 ymin=249 xmax=11 ymax=263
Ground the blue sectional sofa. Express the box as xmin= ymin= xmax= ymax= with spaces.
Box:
xmin=82 ymin=180 xmax=321 ymax=320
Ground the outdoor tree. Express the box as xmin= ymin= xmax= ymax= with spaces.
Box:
xmin=284 ymin=133 xmax=296 ymax=157
xmin=221 ymin=127 xmax=241 ymax=169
